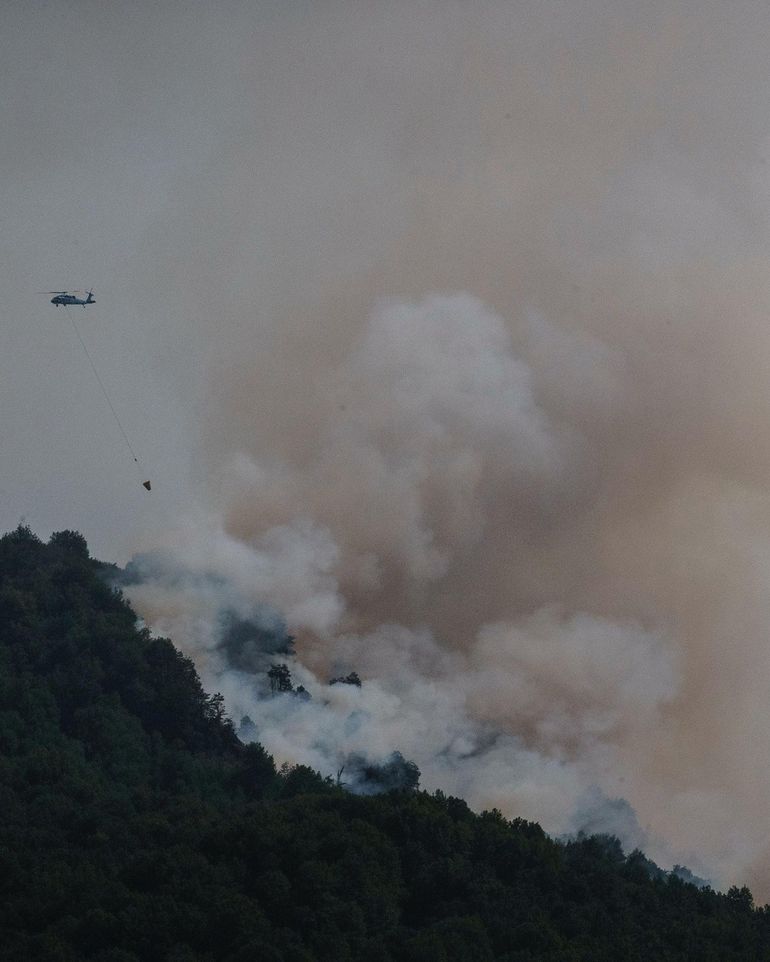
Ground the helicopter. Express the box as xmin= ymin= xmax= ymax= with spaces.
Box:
xmin=37 ymin=286 xmax=152 ymax=491
xmin=43 ymin=289 xmax=95 ymax=307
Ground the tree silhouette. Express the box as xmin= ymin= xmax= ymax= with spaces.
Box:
xmin=267 ymin=663 xmax=294 ymax=693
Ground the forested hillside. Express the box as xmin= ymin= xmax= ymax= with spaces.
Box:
xmin=0 ymin=525 xmax=768 ymax=961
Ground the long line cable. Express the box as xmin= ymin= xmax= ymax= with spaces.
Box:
xmin=66 ymin=307 xmax=145 ymax=474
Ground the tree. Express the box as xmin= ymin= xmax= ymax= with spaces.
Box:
xmin=329 ymin=672 xmax=361 ymax=688
xmin=342 ymin=751 xmax=420 ymax=794
xmin=727 ymin=885 xmax=755 ymax=911
xmin=267 ymin=664 xmax=294 ymax=693
xmin=238 ymin=715 xmax=258 ymax=741
xmin=204 ymin=692 xmax=227 ymax=723
xmin=237 ymin=743 xmax=276 ymax=797
xmin=48 ymin=530 xmax=89 ymax=559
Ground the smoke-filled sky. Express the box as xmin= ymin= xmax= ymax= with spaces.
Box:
xmin=7 ymin=0 xmax=770 ymax=894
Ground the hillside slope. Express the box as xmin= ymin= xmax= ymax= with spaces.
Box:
xmin=0 ymin=525 xmax=767 ymax=961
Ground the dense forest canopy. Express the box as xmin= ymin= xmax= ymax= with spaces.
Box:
xmin=0 ymin=524 xmax=768 ymax=961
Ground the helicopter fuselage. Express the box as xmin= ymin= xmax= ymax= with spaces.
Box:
xmin=51 ymin=293 xmax=95 ymax=306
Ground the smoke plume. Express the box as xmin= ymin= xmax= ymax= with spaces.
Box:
xmin=121 ymin=0 xmax=770 ymax=896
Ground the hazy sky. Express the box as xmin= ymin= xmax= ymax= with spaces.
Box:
xmin=1 ymin=0 xmax=301 ymax=555
xmin=7 ymin=0 xmax=770 ymax=895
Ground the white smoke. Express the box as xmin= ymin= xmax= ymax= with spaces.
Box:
xmin=124 ymin=292 xmax=692 ymax=880
xmin=110 ymin=0 xmax=770 ymax=899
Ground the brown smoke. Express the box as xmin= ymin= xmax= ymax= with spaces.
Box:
xmin=127 ymin=0 xmax=770 ymax=895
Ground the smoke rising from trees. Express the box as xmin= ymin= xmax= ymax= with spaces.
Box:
xmin=108 ymin=0 xmax=770 ymax=895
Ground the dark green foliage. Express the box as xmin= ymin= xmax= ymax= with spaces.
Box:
xmin=329 ymin=672 xmax=362 ymax=687
xmin=342 ymin=751 xmax=421 ymax=794
xmin=0 ymin=525 xmax=769 ymax=961
xmin=268 ymin=663 xmax=294 ymax=693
